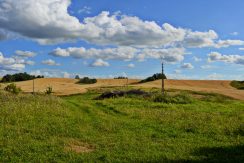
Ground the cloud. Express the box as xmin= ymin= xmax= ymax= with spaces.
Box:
xmin=90 ymin=59 xmax=110 ymax=67
xmin=215 ymin=40 xmax=244 ymax=48
xmin=193 ymin=56 xmax=202 ymax=62
xmin=200 ymin=65 xmax=215 ymax=69
xmin=0 ymin=29 xmax=8 ymax=40
xmin=239 ymin=48 xmax=244 ymax=51
xmin=25 ymin=60 xmax=35 ymax=66
xmin=42 ymin=59 xmax=60 ymax=66
xmin=174 ymin=69 xmax=181 ymax=74
xmin=230 ymin=32 xmax=239 ymax=36
xmin=81 ymin=13 xmax=186 ymax=47
xmin=183 ymin=30 xmax=218 ymax=48
xmin=0 ymin=0 xmax=83 ymax=44
xmin=181 ymin=63 xmax=194 ymax=69
xmin=30 ymin=69 xmax=71 ymax=78
xmin=78 ymin=6 xmax=91 ymax=14
xmin=15 ymin=50 xmax=36 ymax=57
xmin=50 ymin=46 xmax=137 ymax=61
xmin=127 ymin=63 xmax=135 ymax=68
xmin=137 ymin=48 xmax=186 ymax=62
xmin=50 ymin=46 xmax=186 ymax=63
xmin=208 ymin=52 xmax=244 ymax=65
xmin=207 ymin=73 xmax=223 ymax=80
xmin=0 ymin=52 xmax=28 ymax=71
xmin=0 ymin=1 xmax=241 ymax=48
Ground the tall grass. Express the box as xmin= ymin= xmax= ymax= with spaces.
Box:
xmin=0 ymin=90 xmax=243 ymax=162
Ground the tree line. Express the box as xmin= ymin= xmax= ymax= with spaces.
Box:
xmin=1 ymin=72 xmax=44 ymax=82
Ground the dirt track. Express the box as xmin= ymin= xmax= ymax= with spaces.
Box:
xmin=10 ymin=78 xmax=244 ymax=100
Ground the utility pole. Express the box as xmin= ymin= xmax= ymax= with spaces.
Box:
xmin=33 ymin=78 xmax=35 ymax=94
xmin=162 ymin=61 xmax=165 ymax=95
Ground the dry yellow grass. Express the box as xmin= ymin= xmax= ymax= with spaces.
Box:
xmin=4 ymin=78 xmax=243 ymax=100
xmin=13 ymin=78 xmax=139 ymax=96
xmin=135 ymin=79 xmax=244 ymax=100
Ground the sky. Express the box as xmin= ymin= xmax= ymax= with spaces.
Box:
xmin=0 ymin=0 xmax=243 ymax=80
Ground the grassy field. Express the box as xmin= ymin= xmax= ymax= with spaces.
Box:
xmin=0 ymin=89 xmax=244 ymax=162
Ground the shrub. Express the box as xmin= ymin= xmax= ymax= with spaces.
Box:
xmin=75 ymin=75 xmax=80 ymax=79
xmin=4 ymin=83 xmax=22 ymax=94
xmin=1 ymin=72 xmax=44 ymax=83
xmin=78 ymin=77 xmax=97 ymax=84
xmin=45 ymin=86 xmax=53 ymax=95
xmin=230 ymin=81 xmax=244 ymax=90
xmin=114 ymin=76 xmax=128 ymax=79
xmin=140 ymin=73 xmax=167 ymax=83
xmin=152 ymin=92 xmax=193 ymax=104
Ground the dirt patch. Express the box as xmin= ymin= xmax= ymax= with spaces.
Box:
xmin=64 ymin=139 xmax=95 ymax=154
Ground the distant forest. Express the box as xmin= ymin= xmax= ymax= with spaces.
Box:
xmin=1 ymin=72 xmax=44 ymax=82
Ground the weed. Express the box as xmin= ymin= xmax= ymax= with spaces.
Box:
xmin=152 ymin=92 xmax=194 ymax=104
xmin=4 ymin=83 xmax=22 ymax=94
xmin=45 ymin=86 xmax=53 ymax=95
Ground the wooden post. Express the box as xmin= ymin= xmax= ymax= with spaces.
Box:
xmin=33 ymin=79 xmax=35 ymax=94
xmin=162 ymin=62 xmax=165 ymax=95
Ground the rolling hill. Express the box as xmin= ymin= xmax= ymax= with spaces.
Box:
xmin=1 ymin=78 xmax=243 ymax=100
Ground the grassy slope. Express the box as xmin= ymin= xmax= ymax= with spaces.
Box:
xmin=0 ymin=91 xmax=244 ymax=162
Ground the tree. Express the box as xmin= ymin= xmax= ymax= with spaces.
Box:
xmin=75 ymin=75 xmax=80 ymax=79
xmin=139 ymin=73 xmax=167 ymax=83
xmin=78 ymin=77 xmax=97 ymax=84
xmin=1 ymin=72 xmax=44 ymax=83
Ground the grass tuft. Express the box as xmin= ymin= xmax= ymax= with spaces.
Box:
xmin=152 ymin=92 xmax=194 ymax=104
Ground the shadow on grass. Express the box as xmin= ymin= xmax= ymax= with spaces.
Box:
xmin=163 ymin=145 xmax=244 ymax=163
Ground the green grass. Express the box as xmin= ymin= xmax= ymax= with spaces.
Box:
xmin=0 ymin=90 xmax=244 ymax=162
xmin=231 ymin=80 xmax=244 ymax=90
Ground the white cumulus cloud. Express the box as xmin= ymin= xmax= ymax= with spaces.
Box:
xmin=127 ymin=63 xmax=135 ymax=68
xmin=0 ymin=1 xmax=242 ymax=48
xmin=208 ymin=52 xmax=244 ymax=65
xmin=42 ymin=59 xmax=60 ymax=66
xmin=50 ymin=46 xmax=186 ymax=63
xmin=90 ymin=59 xmax=110 ymax=67
xmin=15 ymin=50 xmax=36 ymax=57
xmin=0 ymin=52 xmax=27 ymax=71
xmin=181 ymin=63 xmax=194 ymax=69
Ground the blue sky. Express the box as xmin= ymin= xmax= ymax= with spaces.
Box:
xmin=0 ymin=0 xmax=243 ymax=79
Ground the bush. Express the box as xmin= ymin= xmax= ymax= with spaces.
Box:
xmin=78 ymin=77 xmax=97 ymax=84
xmin=230 ymin=81 xmax=244 ymax=90
xmin=4 ymin=83 xmax=22 ymax=94
xmin=140 ymin=73 xmax=167 ymax=83
xmin=75 ymin=75 xmax=80 ymax=79
xmin=1 ymin=72 xmax=44 ymax=83
xmin=45 ymin=86 xmax=53 ymax=95
xmin=114 ymin=76 xmax=128 ymax=79
xmin=152 ymin=92 xmax=193 ymax=104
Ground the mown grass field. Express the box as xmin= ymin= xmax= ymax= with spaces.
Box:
xmin=0 ymin=89 xmax=244 ymax=162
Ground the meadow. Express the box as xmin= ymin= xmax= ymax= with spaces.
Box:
xmin=0 ymin=88 xmax=244 ymax=162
